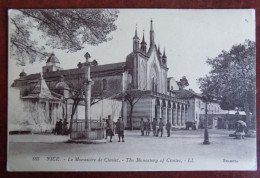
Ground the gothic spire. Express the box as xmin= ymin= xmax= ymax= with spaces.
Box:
xmin=133 ymin=24 xmax=139 ymax=40
xmin=133 ymin=24 xmax=140 ymax=51
xmin=141 ymin=29 xmax=147 ymax=53
xmin=150 ymin=19 xmax=154 ymax=31
xmin=158 ymin=44 xmax=162 ymax=56
xmin=162 ymin=48 xmax=167 ymax=64
xmin=162 ymin=48 xmax=167 ymax=58
xmin=150 ymin=19 xmax=155 ymax=46
xmin=141 ymin=29 xmax=146 ymax=44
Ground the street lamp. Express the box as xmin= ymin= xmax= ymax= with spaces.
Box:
xmin=202 ymin=95 xmax=210 ymax=145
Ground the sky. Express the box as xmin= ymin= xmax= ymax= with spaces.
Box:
xmin=8 ymin=9 xmax=255 ymax=92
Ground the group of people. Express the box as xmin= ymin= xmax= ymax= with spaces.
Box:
xmin=105 ymin=115 xmax=125 ymax=143
xmin=234 ymin=122 xmax=246 ymax=139
xmin=54 ymin=119 xmax=69 ymax=135
xmin=140 ymin=118 xmax=172 ymax=137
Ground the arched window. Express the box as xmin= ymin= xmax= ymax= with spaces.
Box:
xmin=150 ymin=64 xmax=158 ymax=92
xmin=103 ymin=79 xmax=107 ymax=90
xmin=140 ymin=61 xmax=146 ymax=89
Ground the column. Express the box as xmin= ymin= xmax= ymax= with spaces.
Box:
xmin=156 ymin=99 xmax=162 ymax=120
xmin=162 ymin=102 xmax=167 ymax=124
xmin=178 ymin=104 xmax=182 ymax=126
xmin=173 ymin=103 xmax=177 ymax=126
xmin=176 ymin=103 xmax=179 ymax=126
xmin=167 ymin=102 xmax=173 ymax=125
xmin=182 ymin=105 xmax=185 ymax=125
xmin=151 ymin=99 xmax=156 ymax=119
xmin=185 ymin=105 xmax=188 ymax=124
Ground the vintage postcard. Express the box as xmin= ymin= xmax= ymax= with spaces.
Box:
xmin=7 ymin=9 xmax=256 ymax=171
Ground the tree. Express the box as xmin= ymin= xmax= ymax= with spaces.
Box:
xmin=124 ymin=88 xmax=146 ymax=130
xmin=198 ymin=40 xmax=256 ymax=128
xmin=67 ymin=81 xmax=84 ymax=132
xmin=177 ymin=76 xmax=189 ymax=89
xmin=10 ymin=9 xmax=119 ymax=66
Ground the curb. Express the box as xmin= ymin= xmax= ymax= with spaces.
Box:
xmin=66 ymin=139 xmax=107 ymax=144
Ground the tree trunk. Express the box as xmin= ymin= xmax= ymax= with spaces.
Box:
xmin=129 ymin=105 xmax=133 ymax=130
xmin=69 ymin=100 xmax=79 ymax=133
xmin=244 ymin=101 xmax=251 ymax=129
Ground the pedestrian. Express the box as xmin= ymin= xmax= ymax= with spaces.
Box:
xmin=166 ymin=119 xmax=171 ymax=137
xmin=145 ymin=118 xmax=151 ymax=136
xmin=54 ymin=120 xmax=59 ymax=135
xmin=152 ymin=118 xmax=157 ymax=136
xmin=140 ymin=118 xmax=145 ymax=136
xmin=235 ymin=122 xmax=246 ymax=139
xmin=55 ymin=119 xmax=62 ymax=135
xmin=157 ymin=118 xmax=164 ymax=137
xmin=106 ymin=115 xmax=114 ymax=142
xmin=116 ymin=117 xmax=125 ymax=142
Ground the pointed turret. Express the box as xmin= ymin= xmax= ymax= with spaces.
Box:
xmin=158 ymin=44 xmax=162 ymax=56
xmin=150 ymin=19 xmax=155 ymax=47
xmin=141 ymin=29 xmax=147 ymax=54
xmin=133 ymin=25 xmax=140 ymax=52
xmin=162 ymin=48 xmax=167 ymax=64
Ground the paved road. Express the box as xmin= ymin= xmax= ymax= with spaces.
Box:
xmin=8 ymin=129 xmax=257 ymax=171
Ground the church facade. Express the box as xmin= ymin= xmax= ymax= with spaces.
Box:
xmin=11 ymin=20 xmax=190 ymax=132
xmin=124 ymin=20 xmax=188 ymax=128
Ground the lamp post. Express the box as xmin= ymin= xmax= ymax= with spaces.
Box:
xmin=202 ymin=95 xmax=210 ymax=145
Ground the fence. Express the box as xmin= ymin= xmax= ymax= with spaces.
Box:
xmin=70 ymin=119 xmax=106 ymax=140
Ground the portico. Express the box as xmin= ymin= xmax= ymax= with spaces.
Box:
xmin=153 ymin=95 xmax=188 ymax=128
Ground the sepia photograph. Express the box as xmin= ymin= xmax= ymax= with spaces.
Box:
xmin=7 ymin=9 xmax=256 ymax=171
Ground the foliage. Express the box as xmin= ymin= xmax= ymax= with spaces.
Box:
xmin=198 ymin=40 xmax=256 ymax=126
xmin=10 ymin=9 xmax=119 ymax=66
xmin=177 ymin=76 xmax=189 ymax=89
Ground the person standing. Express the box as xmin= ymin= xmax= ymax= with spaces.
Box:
xmin=116 ymin=117 xmax=125 ymax=142
xmin=106 ymin=115 xmax=114 ymax=142
xmin=152 ymin=118 xmax=157 ymax=136
xmin=157 ymin=118 xmax=164 ymax=137
xmin=140 ymin=118 xmax=145 ymax=136
xmin=166 ymin=119 xmax=171 ymax=137
xmin=145 ymin=118 xmax=151 ymax=136
xmin=55 ymin=119 xmax=62 ymax=135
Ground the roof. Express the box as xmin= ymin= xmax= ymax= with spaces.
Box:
xmin=91 ymin=62 xmax=126 ymax=73
xmin=12 ymin=62 xmax=127 ymax=87
xmin=22 ymin=74 xmax=60 ymax=100
xmin=174 ymin=89 xmax=203 ymax=99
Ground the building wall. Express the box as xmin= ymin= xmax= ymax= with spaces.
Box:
xmin=8 ymin=88 xmax=64 ymax=133
xmin=186 ymin=98 xmax=196 ymax=124
xmin=199 ymin=114 xmax=246 ymax=130
xmin=146 ymin=49 xmax=167 ymax=94
xmin=91 ymin=74 xmax=124 ymax=98
xmin=168 ymin=78 xmax=180 ymax=91
xmin=126 ymin=96 xmax=153 ymax=129
xmin=185 ymin=97 xmax=224 ymax=129
xmin=128 ymin=47 xmax=168 ymax=94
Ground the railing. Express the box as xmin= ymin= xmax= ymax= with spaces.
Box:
xmin=70 ymin=119 xmax=106 ymax=140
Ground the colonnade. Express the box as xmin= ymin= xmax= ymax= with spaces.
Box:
xmin=154 ymin=99 xmax=188 ymax=127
